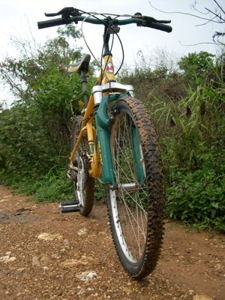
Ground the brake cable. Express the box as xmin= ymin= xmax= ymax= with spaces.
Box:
xmin=80 ymin=12 xmax=125 ymax=77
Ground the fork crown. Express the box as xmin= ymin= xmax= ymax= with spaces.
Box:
xmin=92 ymin=82 xmax=134 ymax=106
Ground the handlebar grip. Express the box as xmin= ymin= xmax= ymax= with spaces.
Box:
xmin=137 ymin=16 xmax=172 ymax=33
xmin=37 ymin=18 xmax=68 ymax=29
xmin=150 ymin=22 xmax=172 ymax=33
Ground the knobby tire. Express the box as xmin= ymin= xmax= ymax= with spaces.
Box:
xmin=107 ymin=97 xmax=165 ymax=279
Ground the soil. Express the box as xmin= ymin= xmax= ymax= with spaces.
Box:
xmin=0 ymin=184 xmax=224 ymax=300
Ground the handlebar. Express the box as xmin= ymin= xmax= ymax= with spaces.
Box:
xmin=37 ymin=7 xmax=172 ymax=33
xmin=38 ymin=18 xmax=70 ymax=29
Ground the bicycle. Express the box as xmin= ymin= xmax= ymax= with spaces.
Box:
xmin=38 ymin=7 xmax=172 ymax=280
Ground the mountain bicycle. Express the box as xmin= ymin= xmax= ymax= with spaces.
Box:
xmin=38 ymin=7 xmax=172 ymax=280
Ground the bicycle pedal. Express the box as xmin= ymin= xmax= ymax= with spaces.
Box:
xmin=59 ymin=200 xmax=80 ymax=213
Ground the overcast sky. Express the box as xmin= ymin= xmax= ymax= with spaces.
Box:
xmin=0 ymin=0 xmax=224 ymax=105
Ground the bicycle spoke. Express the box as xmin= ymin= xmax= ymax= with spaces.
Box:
xmin=113 ymin=156 xmax=148 ymax=214
xmin=119 ymin=189 xmax=147 ymax=238
xmin=109 ymin=113 xmax=150 ymax=260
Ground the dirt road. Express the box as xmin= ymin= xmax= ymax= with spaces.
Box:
xmin=0 ymin=185 xmax=224 ymax=299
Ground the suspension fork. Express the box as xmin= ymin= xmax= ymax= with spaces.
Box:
xmin=94 ymin=93 xmax=145 ymax=187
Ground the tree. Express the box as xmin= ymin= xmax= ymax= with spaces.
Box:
xmin=0 ymin=24 xmax=95 ymax=183
xmin=178 ymin=51 xmax=214 ymax=83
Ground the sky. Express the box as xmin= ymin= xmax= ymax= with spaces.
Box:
xmin=0 ymin=0 xmax=224 ymax=106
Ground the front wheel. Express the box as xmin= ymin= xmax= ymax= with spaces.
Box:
xmin=107 ymin=97 xmax=165 ymax=279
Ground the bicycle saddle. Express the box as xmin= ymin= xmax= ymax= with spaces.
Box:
xmin=68 ymin=54 xmax=91 ymax=74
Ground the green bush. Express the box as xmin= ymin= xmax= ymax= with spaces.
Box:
xmin=32 ymin=169 xmax=74 ymax=203
xmin=166 ymin=147 xmax=225 ymax=232
xmin=122 ymin=51 xmax=225 ymax=232
xmin=0 ymin=25 xmax=95 ymax=201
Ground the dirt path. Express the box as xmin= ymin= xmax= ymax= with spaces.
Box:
xmin=0 ymin=185 xmax=224 ymax=300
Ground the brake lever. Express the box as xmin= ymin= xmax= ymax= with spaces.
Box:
xmin=133 ymin=13 xmax=171 ymax=25
xmin=141 ymin=16 xmax=171 ymax=25
xmin=45 ymin=7 xmax=80 ymax=18
xmin=156 ymin=19 xmax=171 ymax=24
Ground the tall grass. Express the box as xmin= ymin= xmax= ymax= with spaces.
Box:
xmin=124 ymin=52 xmax=225 ymax=232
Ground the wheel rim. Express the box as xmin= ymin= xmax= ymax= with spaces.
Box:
xmin=76 ymin=156 xmax=86 ymax=206
xmin=110 ymin=111 xmax=148 ymax=263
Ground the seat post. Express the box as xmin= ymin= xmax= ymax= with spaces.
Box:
xmin=80 ymin=70 xmax=88 ymax=106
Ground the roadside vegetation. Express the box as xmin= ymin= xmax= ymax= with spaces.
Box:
xmin=122 ymin=50 xmax=225 ymax=232
xmin=0 ymin=25 xmax=95 ymax=203
xmin=0 ymin=26 xmax=224 ymax=232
